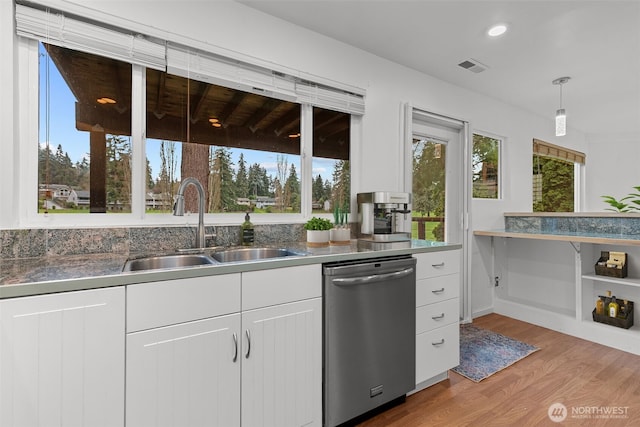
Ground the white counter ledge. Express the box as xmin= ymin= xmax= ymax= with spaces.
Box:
xmin=474 ymin=229 xmax=640 ymax=246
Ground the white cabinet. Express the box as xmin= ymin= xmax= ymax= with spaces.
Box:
xmin=241 ymin=264 xmax=322 ymax=427
xmin=413 ymin=250 xmax=461 ymax=390
xmin=126 ymin=274 xmax=242 ymax=427
xmin=125 ymin=265 xmax=322 ymax=427
xmin=0 ymin=287 xmax=125 ymax=427
xmin=241 ymin=298 xmax=322 ymax=427
xmin=126 ymin=313 xmax=241 ymax=427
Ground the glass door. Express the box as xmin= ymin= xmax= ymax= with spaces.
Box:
xmin=411 ymin=118 xmax=463 ymax=244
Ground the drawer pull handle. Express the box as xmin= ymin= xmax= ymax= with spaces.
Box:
xmin=432 ymin=262 xmax=445 ymax=268
xmin=432 ymin=313 xmax=445 ymax=320
xmin=232 ymin=333 xmax=238 ymax=362
xmin=432 ymin=288 xmax=445 ymax=294
xmin=432 ymin=339 xmax=445 ymax=346
xmin=245 ymin=329 xmax=251 ymax=359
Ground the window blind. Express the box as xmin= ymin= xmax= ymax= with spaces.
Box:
xmin=295 ymin=80 xmax=365 ymax=115
xmin=15 ymin=3 xmax=166 ymax=70
xmin=167 ymin=44 xmax=365 ymax=115
xmin=167 ymin=44 xmax=297 ymax=102
xmin=533 ymin=138 xmax=585 ymax=164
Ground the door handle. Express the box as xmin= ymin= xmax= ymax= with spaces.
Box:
xmin=332 ymin=267 xmax=414 ymax=286
xmin=432 ymin=288 xmax=445 ymax=294
xmin=431 ymin=339 xmax=445 ymax=346
xmin=245 ymin=329 xmax=251 ymax=359
xmin=431 ymin=313 xmax=445 ymax=320
xmin=232 ymin=333 xmax=238 ymax=362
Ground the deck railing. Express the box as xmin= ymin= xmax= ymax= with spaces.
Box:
xmin=412 ymin=216 xmax=444 ymax=240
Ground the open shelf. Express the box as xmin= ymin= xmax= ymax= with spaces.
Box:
xmin=582 ymin=273 xmax=640 ymax=288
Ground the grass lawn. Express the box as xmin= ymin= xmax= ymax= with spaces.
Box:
xmin=411 ymin=220 xmax=440 ymax=241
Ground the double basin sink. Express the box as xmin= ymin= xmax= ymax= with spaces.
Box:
xmin=123 ymin=247 xmax=307 ymax=272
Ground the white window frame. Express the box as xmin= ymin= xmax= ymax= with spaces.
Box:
xmin=15 ymin=2 xmax=364 ymax=228
xmin=471 ymin=130 xmax=504 ymax=200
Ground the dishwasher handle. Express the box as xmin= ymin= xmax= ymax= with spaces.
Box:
xmin=331 ymin=267 xmax=414 ymax=286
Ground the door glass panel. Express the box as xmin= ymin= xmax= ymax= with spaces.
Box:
xmin=412 ymin=137 xmax=446 ymax=241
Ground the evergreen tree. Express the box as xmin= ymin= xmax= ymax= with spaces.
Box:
xmin=248 ymin=163 xmax=270 ymax=197
xmin=312 ymin=174 xmax=325 ymax=204
xmin=106 ymin=135 xmax=132 ymax=211
xmin=235 ymin=153 xmax=249 ymax=198
xmin=284 ymin=163 xmax=300 ymax=211
xmin=209 ymin=146 xmax=235 ymax=212
xmin=331 ymin=160 xmax=350 ymax=210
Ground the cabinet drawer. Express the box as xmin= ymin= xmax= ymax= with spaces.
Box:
xmin=416 ymin=273 xmax=460 ymax=306
xmin=127 ymin=274 xmax=241 ymax=332
xmin=416 ymin=322 xmax=459 ymax=385
xmin=242 ymin=264 xmax=321 ymax=310
xmin=414 ymin=250 xmax=460 ymax=279
xmin=416 ymin=298 xmax=459 ymax=334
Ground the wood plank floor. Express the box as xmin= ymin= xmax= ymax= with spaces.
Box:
xmin=358 ymin=313 xmax=640 ymax=427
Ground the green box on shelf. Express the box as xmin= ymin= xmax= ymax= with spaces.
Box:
xmin=594 ymin=251 xmax=627 ymax=278
xmin=592 ymin=299 xmax=634 ymax=329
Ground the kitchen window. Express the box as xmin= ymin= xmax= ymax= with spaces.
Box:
xmin=16 ymin=2 xmax=363 ymax=225
xmin=532 ymin=139 xmax=585 ymax=212
xmin=472 ymin=133 xmax=501 ymax=199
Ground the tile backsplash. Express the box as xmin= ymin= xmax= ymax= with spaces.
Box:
xmin=0 ymin=224 xmax=306 ymax=260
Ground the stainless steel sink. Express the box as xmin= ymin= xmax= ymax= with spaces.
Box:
xmin=211 ymin=247 xmax=306 ymax=263
xmin=123 ymin=253 xmax=216 ymax=272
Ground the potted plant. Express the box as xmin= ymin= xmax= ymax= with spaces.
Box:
xmin=602 ymin=186 xmax=640 ymax=212
xmin=330 ymin=205 xmax=351 ymax=245
xmin=304 ymin=217 xmax=333 ymax=247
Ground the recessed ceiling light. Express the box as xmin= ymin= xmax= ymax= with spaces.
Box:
xmin=487 ymin=24 xmax=508 ymax=37
xmin=97 ymin=97 xmax=116 ymax=104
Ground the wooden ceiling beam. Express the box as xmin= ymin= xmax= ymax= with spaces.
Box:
xmin=153 ymin=72 xmax=167 ymax=119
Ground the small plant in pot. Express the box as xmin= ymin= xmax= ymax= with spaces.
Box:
xmin=330 ymin=205 xmax=351 ymax=245
xmin=304 ymin=217 xmax=333 ymax=247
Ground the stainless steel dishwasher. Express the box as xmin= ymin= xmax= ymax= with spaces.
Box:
xmin=323 ymin=255 xmax=416 ymax=427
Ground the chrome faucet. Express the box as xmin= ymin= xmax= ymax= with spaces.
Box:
xmin=173 ymin=177 xmax=209 ymax=249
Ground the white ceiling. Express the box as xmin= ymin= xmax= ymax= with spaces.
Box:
xmin=240 ymin=0 xmax=640 ymax=138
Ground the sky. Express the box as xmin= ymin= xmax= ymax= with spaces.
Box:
xmin=39 ymin=44 xmax=337 ymax=185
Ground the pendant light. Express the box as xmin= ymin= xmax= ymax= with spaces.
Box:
xmin=552 ymin=77 xmax=570 ymax=136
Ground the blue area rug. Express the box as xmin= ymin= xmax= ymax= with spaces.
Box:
xmin=452 ymin=324 xmax=540 ymax=382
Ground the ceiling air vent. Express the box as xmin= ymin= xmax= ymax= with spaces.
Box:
xmin=458 ymin=58 xmax=488 ymax=73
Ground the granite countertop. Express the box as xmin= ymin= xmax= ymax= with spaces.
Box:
xmin=0 ymin=240 xmax=461 ymax=299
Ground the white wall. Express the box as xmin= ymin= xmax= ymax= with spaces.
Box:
xmin=2 ymin=0 xmax=612 ymax=316
xmin=585 ymin=134 xmax=640 ymax=212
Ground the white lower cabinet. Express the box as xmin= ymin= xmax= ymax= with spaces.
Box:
xmin=126 ymin=313 xmax=242 ymax=427
xmin=241 ymin=298 xmax=322 ymax=427
xmin=0 ymin=287 xmax=125 ymax=427
xmin=413 ymin=249 xmax=461 ymax=390
xmin=125 ymin=265 xmax=322 ymax=427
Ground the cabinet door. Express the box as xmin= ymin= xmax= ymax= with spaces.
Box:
xmin=0 ymin=287 xmax=125 ymax=427
xmin=416 ymin=322 xmax=460 ymax=384
xmin=126 ymin=313 xmax=241 ymax=427
xmin=241 ymin=298 xmax=322 ymax=427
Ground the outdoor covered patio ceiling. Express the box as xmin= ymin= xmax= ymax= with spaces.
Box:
xmin=45 ymin=44 xmax=350 ymax=160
